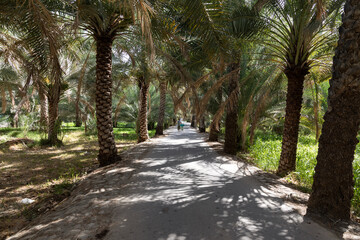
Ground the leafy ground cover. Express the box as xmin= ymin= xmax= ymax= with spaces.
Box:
xmin=0 ymin=123 xmax=154 ymax=239
xmin=246 ymin=132 xmax=360 ymax=218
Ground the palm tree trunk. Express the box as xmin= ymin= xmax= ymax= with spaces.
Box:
xmin=113 ymin=95 xmax=126 ymax=128
xmin=209 ymin=123 xmax=219 ymax=141
xmin=277 ymin=68 xmax=308 ymax=176
xmin=38 ymin=83 xmax=48 ymax=129
xmin=138 ymin=77 xmax=149 ymax=143
xmin=191 ymin=115 xmax=196 ymax=128
xmin=224 ymin=63 xmax=239 ymax=155
xmin=155 ymin=80 xmax=166 ymax=135
xmin=312 ymin=80 xmax=320 ymax=141
xmin=1 ymin=88 xmax=6 ymax=114
xmin=75 ymin=97 xmax=82 ymax=127
xmin=199 ymin=116 xmax=206 ymax=132
xmin=209 ymin=87 xmax=223 ymax=141
xmin=47 ymin=83 xmax=61 ymax=145
xmin=307 ymin=1 xmax=360 ymax=220
xmin=95 ymin=36 xmax=119 ymax=166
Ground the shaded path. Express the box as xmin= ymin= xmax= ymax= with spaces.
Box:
xmin=8 ymin=125 xmax=339 ymax=240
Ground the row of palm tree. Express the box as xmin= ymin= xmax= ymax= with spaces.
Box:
xmin=0 ymin=0 xmax=359 ymax=222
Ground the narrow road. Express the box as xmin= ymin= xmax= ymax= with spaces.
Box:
xmin=9 ymin=125 xmax=339 ymax=240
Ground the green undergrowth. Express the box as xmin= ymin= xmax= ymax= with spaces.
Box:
xmin=248 ymin=132 xmax=360 ymax=216
xmin=0 ymin=122 xmax=156 ymax=145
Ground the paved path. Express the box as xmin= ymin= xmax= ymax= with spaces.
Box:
xmin=8 ymin=125 xmax=340 ymax=240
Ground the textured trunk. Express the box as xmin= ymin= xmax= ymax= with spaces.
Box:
xmin=113 ymin=95 xmax=126 ymax=128
xmin=199 ymin=116 xmax=206 ymax=132
xmin=75 ymin=99 xmax=82 ymax=127
xmin=38 ymin=84 xmax=48 ymax=128
xmin=224 ymin=63 xmax=239 ymax=155
xmin=312 ymin=80 xmax=320 ymax=141
xmin=155 ymin=80 xmax=167 ymax=135
xmin=138 ymin=77 xmax=149 ymax=143
xmin=241 ymin=95 xmax=253 ymax=151
xmin=191 ymin=115 xmax=196 ymax=128
xmin=95 ymin=35 xmax=119 ymax=166
xmin=307 ymin=1 xmax=360 ymax=220
xmin=47 ymin=82 xmax=61 ymax=145
xmin=209 ymin=87 xmax=223 ymax=142
xmin=8 ymin=87 xmax=15 ymax=109
xmin=1 ymin=88 xmax=6 ymax=113
xmin=277 ymin=68 xmax=308 ymax=176
xmin=209 ymin=123 xmax=219 ymax=141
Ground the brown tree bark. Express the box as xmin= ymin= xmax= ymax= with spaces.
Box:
xmin=113 ymin=95 xmax=126 ymax=128
xmin=137 ymin=77 xmax=150 ymax=143
xmin=38 ymin=82 xmax=48 ymax=129
xmin=155 ymin=80 xmax=167 ymax=135
xmin=307 ymin=0 xmax=360 ymax=220
xmin=1 ymin=88 xmax=6 ymax=114
xmin=208 ymin=124 xmax=219 ymax=141
xmin=277 ymin=67 xmax=309 ymax=176
xmin=209 ymin=86 xmax=223 ymax=141
xmin=224 ymin=63 xmax=240 ymax=155
xmin=191 ymin=115 xmax=196 ymax=128
xmin=312 ymin=80 xmax=320 ymax=141
xmin=94 ymin=35 xmax=119 ymax=166
xmin=199 ymin=116 xmax=206 ymax=132
xmin=47 ymin=82 xmax=61 ymax=145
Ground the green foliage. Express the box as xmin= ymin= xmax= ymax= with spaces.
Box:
xmin=248 ymin=133 xmax=281 ymax=171
xmin=353 ymin=148 xmax=360 ymax=215
xmin=249 ymin=131 xmax=360 ymax=213
xmin=0 ymin=128 xmax=41 ymax=144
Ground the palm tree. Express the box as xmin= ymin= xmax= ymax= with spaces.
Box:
xmin=155 ymin=79 xmax=167 ymax=135
xmin=307 ymin=0 xmax=359 ymax=220
xmin=257 ymin=0 xmax=340 ymax=175
xmin=0 ymin=0 xmax=63 ymax=145
xmin=75 ymin=0 xmax=153 ymax=166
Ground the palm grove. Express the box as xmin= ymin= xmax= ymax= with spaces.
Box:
xmin=0 ymin=0 xmax=359 ymax=222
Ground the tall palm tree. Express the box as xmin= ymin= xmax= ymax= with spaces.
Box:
xmin=155 ymin=79 xmax=167 ymax=135
xmin=0 ymin=0 xmax=63 ymax=145
xmin=307 ymin=0 xmax=359 ymax=220
xmin=258 ymin=0 xmax=341 ymax=175
xmin=137 ymin=75 xmax=150 ymax=142
xmin=75 ymin=0 xmax=153 ymax=166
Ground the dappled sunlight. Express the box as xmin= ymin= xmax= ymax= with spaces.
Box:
xmin=50 ymin=153 xmax=77 ymax=160
xmin=7 ymin=127 xmax=338 ymax=240
xmin=102 ymin=127 xmax=307 ymax=239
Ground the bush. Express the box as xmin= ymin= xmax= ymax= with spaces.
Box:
xmin=249 ymin=132 xmax=360 ymax=214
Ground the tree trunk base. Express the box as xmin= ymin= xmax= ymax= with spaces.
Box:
xmin=208 ymin=130 xmax=219 ymax=142
xmin=155 ymin=125 xmax=164 ymax=135
xmin=98 ymin=153 xmax=121 ymax=167
xmin=41 ymin=138 xmax=63 ymax=147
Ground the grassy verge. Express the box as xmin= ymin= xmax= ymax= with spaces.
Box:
xmin=0 ymin=123 xmax=154 ymax=239
xmin=246 ymin=132 xmax=360 ymax=217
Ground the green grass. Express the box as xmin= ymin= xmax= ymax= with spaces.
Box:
xmin=1 ymin=122 xmax=155 ymax=144
xmin=0 ymin=128 xmax=43 ymax=143
xmin=0 ymin=122 xmax=154 ymax=238
xmin=248 ymin=132 xmax=360 ymax=215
